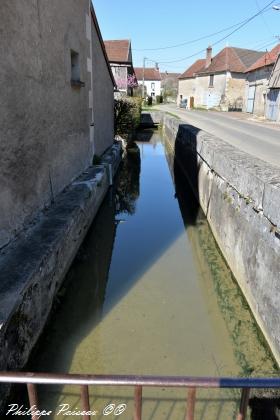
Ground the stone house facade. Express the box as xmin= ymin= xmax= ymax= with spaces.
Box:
xmin=178 ymin=46 xmax=264 ymax=110
xmin=104 ymin=39 xmax=137 ymax=96
xmin=135 ymin=67 xmax=162 ymax=98
xmin=178 ymin=59 xmax=206 ymax=107
xmin=0 ymin=0 xmax=116 ymax=249
xmin=266 ymin=53 xmax=280 ymax=121
xmin=245 ymin=44 xmax=280 ymax=117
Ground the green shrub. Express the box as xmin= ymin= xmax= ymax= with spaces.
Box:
xmin=114 ymin=97 xmax=142 ymax=140
xmin=156 ymin=95 xmax=163 ymax=104
xmin=146 ymin=96 xmax=153 ymax=106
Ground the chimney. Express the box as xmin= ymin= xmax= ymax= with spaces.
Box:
xmin=206 ymin=46 xmax=212 ymax=68
xmin=155 ymin=62 xmax=159 ymax=70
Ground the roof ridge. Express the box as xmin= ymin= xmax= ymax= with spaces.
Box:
xmin=126 ymin=40 xmax=131 ymax=62
xmin=104 ymin=39 xmax=130 ymax=42
xmin=230 ymin=47 xmax=246 ymax=71
xmin=179 ymin=58 xmax=206 ymax=79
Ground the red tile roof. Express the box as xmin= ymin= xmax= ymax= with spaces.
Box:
xmin=246 ymin=44 xmax=280 ymax=72
xmin=160 ymin=72 xmax=181 ymax=80
xmin=104 ymin=40 xmax=131 ymax=63
xmin=134 ymin=67 xmax=162 ymax=81
xmin=179 ymin=59 xmax=206 ymax=79
xmin=197 ymin=47 xmax=264 ymax=74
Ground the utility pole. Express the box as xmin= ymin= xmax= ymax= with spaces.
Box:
xmin=142 ymin=57 xmax=147 ymax=98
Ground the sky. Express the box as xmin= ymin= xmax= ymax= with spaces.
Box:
xmin=92 ymin=0 xmax=280 ymax=74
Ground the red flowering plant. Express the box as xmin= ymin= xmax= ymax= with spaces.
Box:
xmin=115 ymin=74 xmax=138 ymax=90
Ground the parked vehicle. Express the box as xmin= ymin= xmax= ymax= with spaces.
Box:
xmin=179 ymin=99 xmax=188 ymax=108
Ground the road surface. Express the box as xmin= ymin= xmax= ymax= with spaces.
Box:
xmin=160 ymin=104 xmax=280 ymax=167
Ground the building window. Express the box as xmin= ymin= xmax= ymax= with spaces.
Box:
xmin=209 ymin=74 xmax=214 ymax=87
xmin=151 ymin=82 xmax=155 ymax=90
xmin=71 ymin=50 xmax=80 ymax=81
xmin=70 ymin=50 xmax=85 ymax=87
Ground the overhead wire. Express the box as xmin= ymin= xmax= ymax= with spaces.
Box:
xmin=147 ymin=39 xmax=277 ymax=75
xmin=255 ymin=0 xmax=274 ymax=34
xmin=132 ymin=18 xmax=253 ymax=51
xmin=144 ymin=39 xmax=276 ymax=70
xmin=160 ymin=37 xmax=277 ymax=70
xmin=146 ymin=0 xmax=276 ymax=64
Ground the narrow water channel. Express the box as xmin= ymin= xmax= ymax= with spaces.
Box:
xmin=19 ymin=130 xmax=278 ymax=419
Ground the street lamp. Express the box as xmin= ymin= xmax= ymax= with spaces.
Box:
xmin=142 ymin=57 xmax=147 ymax=99
xmin=273 ymin=4 xmax=280 ymax=9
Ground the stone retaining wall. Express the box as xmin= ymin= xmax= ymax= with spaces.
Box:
xmin=148 ymin=111 xmax=280 ymax=365
xmin=0 ymin=141 xmax=122 ymax=409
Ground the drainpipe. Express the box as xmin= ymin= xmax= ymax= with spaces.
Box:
xmin=108 ymin=163 xmax=113 ymax=186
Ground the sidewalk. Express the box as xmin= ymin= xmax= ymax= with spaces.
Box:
xmin=201 ymin=109 xmax=280 ymax=130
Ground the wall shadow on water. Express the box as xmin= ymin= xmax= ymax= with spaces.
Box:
xmin=136 ymin=128 xmax=156 ymax=143
xmin=250 ymin=397 xmax=280 ymax=420
xmin=173 ymin=124 xmax=200 ymax=226
xmin=139 ymin=113 xmax=159 ymax=129
xmin=173 ymin=158 xmax=199 ymax=226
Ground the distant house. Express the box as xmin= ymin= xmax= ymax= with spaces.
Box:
xmin=195 ymin=46 xmax=264 ymax=110
xmin=245 ymin=44 xmax=280 ymax=117
xmin=177 ymin=59 xmax=206 ymax=107
xmin=179 ymin=46 xmax=264 ymax=110
xmin=135 ymin=67 xmax=162 ymax=98
xmin=160 ymin=72 xmax=180 ymax=102
xmin=266 ymin=51 xmax=280 ymax=121
xmin=104 ymin=39 xmax=137 ymax=96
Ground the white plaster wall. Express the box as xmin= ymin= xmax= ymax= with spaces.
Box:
xmin=138 ymin=80 xmax=161 ymax=97
xmin=195 ymin=73 xmax=227 ymax=108
xmin=177 ymin=78 xmax=196 ymax=106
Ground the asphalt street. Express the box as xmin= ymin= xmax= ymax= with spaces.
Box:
xmin=160 ymin=104 xmax=280 ymax=167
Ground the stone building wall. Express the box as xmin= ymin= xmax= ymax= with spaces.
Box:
xmin=91 ymin=13 xmax=115 ymax=155
xmin=0 ymin=0 xmax=114 ymax=248
xmin=195 ymin=73 xmax=226 ymax=108
xmin=177 ymin=78 xmax=196 ymax=106
xmin=225 ymin=73 xmax=246 ymax=110
xmin=245 ymin=67 xmax=272 ymax=116
xmin=195 ymin=72 xmax=246 ymax=110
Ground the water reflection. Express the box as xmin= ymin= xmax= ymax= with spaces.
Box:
xmin=115 ymin=142 xmax=141 ymax=215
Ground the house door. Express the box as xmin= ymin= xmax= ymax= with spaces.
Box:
xmin=266 ymin=89 xmax=280 ymax=121
xmin=246 ymin=85 xmax=256 ymax=113
xmin=190 ymin=96 xmax=194 ymax=108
